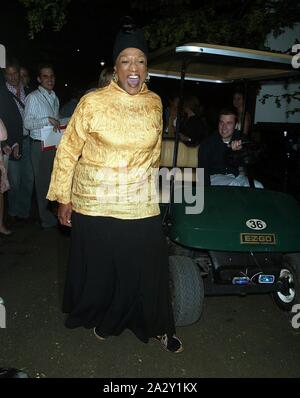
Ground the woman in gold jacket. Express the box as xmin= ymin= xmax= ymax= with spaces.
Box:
xmin=47 ymin=20 xmax=183 ymax=353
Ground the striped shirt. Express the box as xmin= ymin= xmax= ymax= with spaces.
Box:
xmin=24 ymin=85 xmax=59 ymax=140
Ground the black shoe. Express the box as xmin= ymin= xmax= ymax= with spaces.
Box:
xmin=93 ymin=327 xmax=107 ymax=341
xmin=155 ymin=334 xmax=184 ymax=353
xmin=0 ymin=368 xmax=29 ymax=378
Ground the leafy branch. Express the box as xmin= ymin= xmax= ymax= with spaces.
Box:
xmin=259 ymin=88 xmax=300 ymax=117
xmin=19 ymin=0 xmax=71 ymax=38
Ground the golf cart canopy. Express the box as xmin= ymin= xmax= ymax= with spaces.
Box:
xmin=148 ymin=42 xmax=298 ymax=83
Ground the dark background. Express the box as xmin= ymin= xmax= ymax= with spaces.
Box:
xmin=0 ymin=1 xmax=159 ymax=102
xmin=1 ymin=1 xmax=299 ymax=197
xmin=0 ymin=0 xmax=237 ymax=109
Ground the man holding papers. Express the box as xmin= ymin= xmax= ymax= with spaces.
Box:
xmin=24 ymin=64 xmax=60 ymax=229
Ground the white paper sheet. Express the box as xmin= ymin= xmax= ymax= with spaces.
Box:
xmin=40 ymin=126 xmax=62 ymax=149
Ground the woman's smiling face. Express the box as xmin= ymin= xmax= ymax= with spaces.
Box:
xmin=114 ymin=47 xmax=147 ymax=95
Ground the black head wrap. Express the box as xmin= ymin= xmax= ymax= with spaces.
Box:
xmin=113 ymin=18 xmax=148 ymax=64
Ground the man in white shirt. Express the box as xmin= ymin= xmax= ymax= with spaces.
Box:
xmin=24 ymin=64 xmax=60 ymax=229
xmin=199 ymin=108 xmax=263 ymax=188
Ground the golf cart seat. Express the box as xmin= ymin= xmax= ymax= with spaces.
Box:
xmin=160 ymin=139 xmax=199 ymax=169
xmin=159 ymin=139 xmax=199 ymax=203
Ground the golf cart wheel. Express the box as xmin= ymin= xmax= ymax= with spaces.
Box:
xmin=273 ymin=254 xmax=300 ymax=311
xmin=169 ymin=255 xmax=204 ymax=326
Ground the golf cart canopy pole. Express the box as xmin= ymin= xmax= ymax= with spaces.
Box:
xmin=163 ymin=58 xmax=187 ymax=224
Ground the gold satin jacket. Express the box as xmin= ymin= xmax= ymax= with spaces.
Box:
xmin=47 ymin=81 xmax=163 ymax=219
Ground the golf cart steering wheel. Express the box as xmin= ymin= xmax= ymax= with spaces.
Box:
xmin=227 ymin=138 xmax=262 ymax=167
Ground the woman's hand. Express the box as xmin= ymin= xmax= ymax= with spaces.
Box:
xmin=49 ymin=117 xmax=60 ymax=132
xmin=12 ymin=144 xmax=21 ymax=160
xmin=58 ymin=203 xmax=73 ymax=227
xmin=2 ymin=145 xmax=12 ymax=156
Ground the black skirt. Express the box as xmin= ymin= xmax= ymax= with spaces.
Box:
xmin=63 ymin=212 xmax=175 ymax=343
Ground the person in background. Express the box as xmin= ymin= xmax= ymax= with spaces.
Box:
xmin=98 ymin=66 xmax=114 ymax=88
xmin=0 ymin=118 xmax=11 ymax=235
xmin=233 ymin=90 xmax=251 ymax=135
xmin=84 ymin=66 xmax=114 ymax=95
xmin=24 ymin=63 xmax=60 ymax=229
xmin=179 ymin=95 xmax=208 ymax=146
xmin=47 ymin=19 xmax=183 ymax=353
xmin=198 ymin=107 xmax=263 ymax=187
xmin=164 ymin=94 xmax=179 ymax=137
xmin=0 ymin=60 xmax=34 ymax=223
xmin=20 ymin=66 xmax=32 ymax=91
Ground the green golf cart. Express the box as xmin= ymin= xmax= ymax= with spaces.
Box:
xmin=148 ymin=43 xmax=300 ymax=326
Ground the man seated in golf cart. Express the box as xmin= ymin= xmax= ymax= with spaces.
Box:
xmin=198 ymin=107 xmax=263 ymax=188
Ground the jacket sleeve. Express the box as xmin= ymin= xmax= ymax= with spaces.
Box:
xmin=0 ymin=89 xmax=23 ymax=153
xmin=47 ymin=98 xmax=89 ymax=204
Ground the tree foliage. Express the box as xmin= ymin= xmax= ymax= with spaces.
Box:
xmin=132 ymin=0 xmax=300 ymax=51
xmin=18 ymin=0 xmax=300 ymax=51
xmin=17 ymin=0 xmax=300 ymax=115
xmin=19 ymin=0 xmax=71 ymax=38
xmin=260 ymin=87 xmax=300 ymax=117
